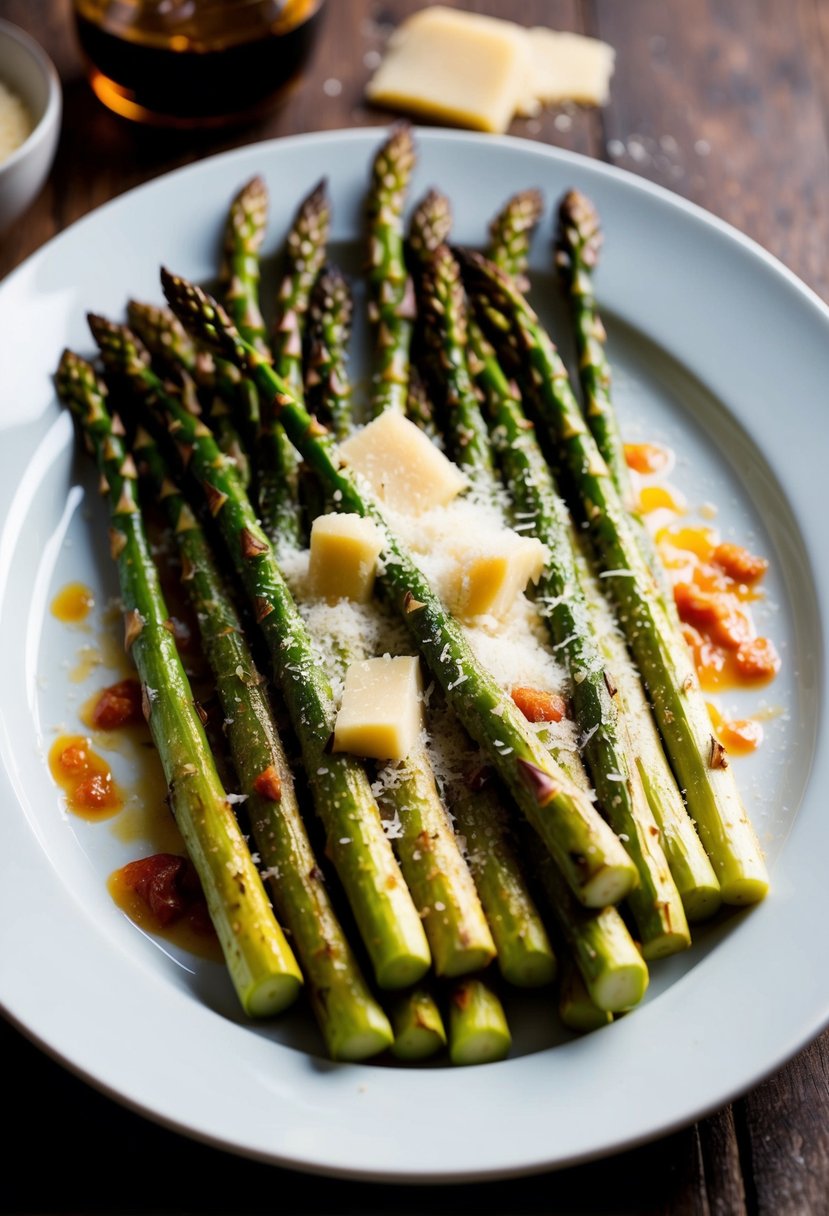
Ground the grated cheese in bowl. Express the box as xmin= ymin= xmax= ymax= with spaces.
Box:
xmin=0 ymin=79 xmax=33 ymax=164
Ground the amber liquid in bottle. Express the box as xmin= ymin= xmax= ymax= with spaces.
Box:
xmin=73 ymin=0 xmax=325 ymax=128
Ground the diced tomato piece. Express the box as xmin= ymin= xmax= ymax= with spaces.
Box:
xmin=722 ymin=717 xmax=764 ymax=753
xmin=510 ymin=687 xmax=567 ymax=723
xmin=90 ymin=678 xmax=144 ymax=729
xmin=120 ymin=853 xmax=203 ymax=928
xmin=712 ymin=543 xmax=768 ymax=584
xmin=675 ymin=583 xmax=752 ymax=651
xmin=73 ymin=770 xmax=118 ymax=810
xmin=735 ymin=637 xmax=781 ymax=681
xmin=624 ymin=442 xmax=670 ymax=474
xmin=253 ymin=765 xmax=282 ymax=801
xmin=58 ymin=743 xmax=89 ymax=774
xmin=707 ymin=599 xmax=754 ymax=651
xmin=674 ymin=583 xmax=719 ymax=631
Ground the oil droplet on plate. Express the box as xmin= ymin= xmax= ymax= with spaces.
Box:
xmin=51 ymin=582 xmax=95 ymax=624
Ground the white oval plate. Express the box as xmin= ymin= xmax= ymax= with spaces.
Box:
xmin=0 ymin=128 xmax=826 ymax=1183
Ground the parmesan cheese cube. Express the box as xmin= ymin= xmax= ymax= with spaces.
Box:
xmin=448 ymin=531 xmax=548 ymax=620
xmin=333 ymin=656 xmax=423 ymax=762
xmin=308 ymin=512 xmax=384 ymax=604
xmin=365 ymin=6 xmax=532 ymax=135
xmin=524 ymin=29 xmax=615 ymax=108
xmin=337 ymin=410 xmax=468 ymax=516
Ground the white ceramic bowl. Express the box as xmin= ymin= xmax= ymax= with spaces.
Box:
xmin=0 ymin=19 xmax=61 ymax=234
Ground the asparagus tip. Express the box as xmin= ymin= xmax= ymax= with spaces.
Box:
xmin=556 ymin=188 xmax=602 ymax=270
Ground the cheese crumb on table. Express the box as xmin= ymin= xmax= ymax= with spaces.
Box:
xmin=333 ymin=656 xmax=424 ymax=762
xmin=365 ymin=6 xmax=615 ymax=134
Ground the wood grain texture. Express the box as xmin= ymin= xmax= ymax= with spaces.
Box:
xmin=593 ymin=0 xmax=829 ymax=300
xmin=1 ymin=2 xmax=828 ymax=1213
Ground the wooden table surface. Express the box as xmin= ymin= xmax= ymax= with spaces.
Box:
xmin=2 ymin=2 xmax=828 ymax=1212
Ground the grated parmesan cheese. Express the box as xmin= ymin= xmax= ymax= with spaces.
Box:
xmin=0 ymin=81 xmax=32 ymax=165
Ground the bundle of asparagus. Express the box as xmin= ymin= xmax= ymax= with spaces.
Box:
xmin=53 ymin=123 xmax=771 ymax=1066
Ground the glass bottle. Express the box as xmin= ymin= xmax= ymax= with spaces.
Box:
xmin=72 ymin=0 xmax=326 ymax=128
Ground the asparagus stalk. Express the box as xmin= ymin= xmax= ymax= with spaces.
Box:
xmin=415 ymin=241 xmax=496 ymax=486
xmin=487 ymin=188 xmax=545 ymax=290
xmin=557 ymin=956 xmax=614 ymax=1033
xmin=220 ymin=175 xmax=271 ymax=358
xmin=292 ymin=280 xmax=496 ymax=980
xmin=447 ymin=977 xmax=512 ymax=1066
xmin=272 ymin=177 xmax=330 ymax=400
xmin=459 ymin=250 xmax=769 ymax=906
xmin=160 ymin=270 xmax=639 ymax=910
xmin=305 ymin=282 xmax=554 ymax=984
xmin=470 ymin=326 xmax=691 ymax=959
xmin=217 ymin=175 xmax=275 ymax=450
xmin=366 ymin=122 xmax=417 ymax=417
xmin=485 ymin=194 xmax=720 ymax=924
xmin=388 ymin=985 xmax=448 ymax=1061
xmin=405 ymin=365 xmax=440 ymax=442
xmin=125 ymin=299 xmax=251 ymax=487
xmin=554 ymin=189 xmax=633 ymax=508
xmin=573 ymin=536 xmax=722 ymax=921
xmin=408 ymin=187 xmax=453 ymax=263
xmin=304 ymin=263 xmax=354 ymax=442
xmin=407 ymin=190 xmax=690 ymax=955
xmin=88 ymin=314 xmax=432 ymax=990
xmin=259 ymin=180 xmax=330 ymax=553
xmin=302 ymin=603 xmax=496 ymax=979
xmin=54 ymin=351 xmax=303 ymax=1018
xmin=436 ymin=749 xmax=557 ymax=988
xmin=372 ymin=747 xmax=497 ymax=978
xmin=407 ymin=189 xmax=494 ymax=484
xmin=532 ymin=837 xmax=649 ymax=1013
xmin=554 ymin=188 xmax=681 ymax=613
xmin=131 ymin=421 xmax=394 ymax=1060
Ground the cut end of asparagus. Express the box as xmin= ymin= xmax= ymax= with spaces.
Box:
xmin=497 ymin=942 xmax=558 ymax=989
xmin=590 ymin=956 xmax=649 ymax=1014
xmin=639 ymin=925 xmax=692 ymax=963
xmin=704 ymin=816 xmax=769 ymax=906
xmin=326 ymin=1015 xmax=395 ymax=1063
xmin=719 ymin=871 xmax=770 ymax=907
xmin=680 ymin=881 xmax=724 ymax=923
xmin=558 ymin=960 xmax=614 ymax=1034
xmin=448 ymin=978 xmax=512 ymax=1066
xmin=579 ymin=857 xmax=641 ymax=909
xmin=388 ymin=988 xmax=448 ymax=1061
xmin=244 ymin=970 xmax=304 ymax=1019
xmin=449 ymin=1027 xmax=511 ymax=1067
xmin=435 ymin=942 xmax=498 ymax=980
xmin=373 ymin=948 xmax=433 ymax=992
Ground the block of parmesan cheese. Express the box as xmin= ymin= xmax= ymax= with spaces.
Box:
xmin=525 ymin=28 xmax=616 ymax=107
xmin=338 ymin=409 xmax=468 ymax=516
xmin=365 ymin=5 xmax=532 ymax=135
xmin=308 ymin=512 xmax=384 ymax=603
xmin=447 ymin=530 xmax=548 ymax=620
xmin=333 ymin=656 xmax=423 ymax=762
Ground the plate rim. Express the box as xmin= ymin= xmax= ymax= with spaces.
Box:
xmin=1 ymin=124 xmax=828 ymax=1183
